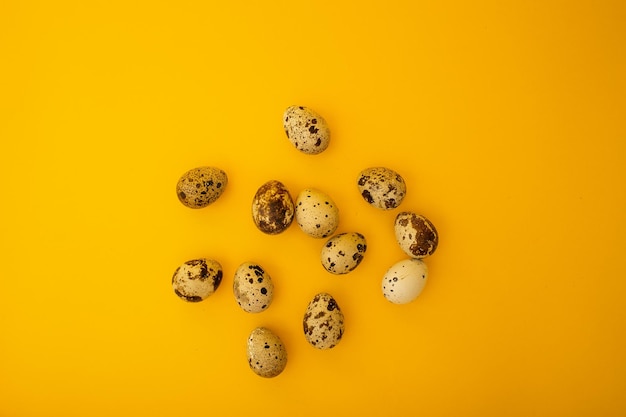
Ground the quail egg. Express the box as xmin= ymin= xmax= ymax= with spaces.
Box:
xmin=394 ymin=212 xmax=439 ymax=259
xmin=251 ymin=180 xmax=295 ymax=234
xmin=176 ymin=167 xmax=228 ymax=208
xmin=357 ymin=167 xmax=406 ymax=210
xmin=233 ymin=262 xmax=274 ymax=313
xmin=283 ymin=105 xmax=330 ymax=155
xmin=295 ymin=188 xmax=339 ymax=238
xmin=303 ymin=293 xmax=345 ymax=349
xmin=247 ymin=327 xmax=288 ymax=378
xmin=172 ymin=258 xmax=223 ymax=302
xmin=382 ymin=258 xmax=428 ymax=304
xmin=321 ymin=232 xmax=367 ymax=274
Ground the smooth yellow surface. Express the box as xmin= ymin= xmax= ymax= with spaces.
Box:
xmin=1 ymin=1 xmax=625 ymax=416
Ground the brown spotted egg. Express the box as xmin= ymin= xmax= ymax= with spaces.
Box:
xmin=233 ymin=262 xmax=274 ymax=313
xmin=251 ymin=180 xmax=295 ymax=234
xmin=357 ymin=167 xmax=406 ymax=210
xmin=321 ymin=232 xmax=367 ymax=274
xmin=295 ymin=188 xmax=339 ymax=238
xmin=176 ymin=166 xmax=228 ymax=208
xmin=394 ymin=212 xmax=439 ymax=259
xmin=283 ymin=106 xmax=330 ymax=155
xmin=303 ymin=293 xmax=345 ymax=350
xmin=247 ymin=327 xmax=288 ymax=378
xmin=172 ymin=258 xmax=223 ymax=302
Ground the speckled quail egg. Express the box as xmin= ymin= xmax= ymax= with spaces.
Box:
xmin=283 ymin=106 xmax=330 ymax=155
xmin=357 ymin=167 xmax=406 ymax=210
xmin=321 ymin=232 xmax=367 ymax=274
xmin=251 ymin=180 xmax=295 ymax=234
xmin=233 ymin=262 xmax=274 ymax=313
xmin=303 ymin=293 xmax=344 ymax=350
xmin=394 ymin=212 xmax=439 ymax=259
xmin=295 ymin=188 xmax=339 ymax=238
xmin=247 ymin=327 xmax=288 ymax=378
xmin=172 ymin=258 xmax=223 ymax=302
xmin=176 ymin=166 xmax=228 ymax=208
xmin=382 ymin=258 xmax=428 ymax=304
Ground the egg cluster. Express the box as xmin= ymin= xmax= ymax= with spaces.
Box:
xmin=172 ymin=105 xmax=440 ymax=378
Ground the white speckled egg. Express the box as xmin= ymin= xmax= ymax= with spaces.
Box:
xmin=233 ymin=262 xmax=274 ymax=313
xmin=247 ymin=327 xmax=288 ymax=378
xmin=321 ymin=232 xmax=367 ymax=274
xmin=172 ymin=258 xmax=223 ymax=302
xmin=357 ymin=167 xmax=406 ymax=210
xmin=283 ymin=106 xmax=330 ymax=154
xmin=295 ymin=188 xmax=339 ymax=238
xmin=303 ymin=293 xmax=344 ymax=350
xmin=395 ymin=212 xmax=439 ymax=259
xmin=251 ymin=180 xmax=295 ymax=234
xmin=382 ymin=259 xmax=428 ymax=304
xmin=176 ymin=166 xmax=228 ymax=208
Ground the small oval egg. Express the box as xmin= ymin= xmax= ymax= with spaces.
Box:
xmin=172 ymin=258 xmax=223 ymax=302
xmin=233 ymin=262 xmax=274 ymax=313
xmin=303 ymin=293 xmax=345 ymax=350
xmin=251 ymin=180 xmax=295 ymax=234
xmin=283 ymin=106 xmax=331 ymax=155
xmin=295 ymin=188 xmax=339 ymax=238
xmin=382 ymin=258 xmax=428 ymax=304
xmin=247 ymin=327 xmax=288 ymax=378
xmin=394 ymin=212 xmax=439 ymax=259
xmin=321 ymin=232 xmax=367 ymax=274
xmin=357 ymin=167 xmax=406 ymax=210
xmin=176 ymin=166 xmax=228 ymax=208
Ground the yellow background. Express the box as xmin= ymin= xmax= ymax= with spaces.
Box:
xmin=1 ymin=0 xmax=625 ymax=415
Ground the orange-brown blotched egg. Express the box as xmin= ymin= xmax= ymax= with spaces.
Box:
xmin=394 ymin=212 xmax=439 ymax=259
xmin=251 ymin=180 xmax=295 ymax=234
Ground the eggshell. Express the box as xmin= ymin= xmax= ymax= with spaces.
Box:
xmin=394 ymin=212 xmax=439 ymax=259
xmin=295 ymin=188 xmax=339 ymax=238
xmin=382 ymin=258 xmax=428 ymax=304
xmin=233 ymin=262 xmax=274 ymax=313
xmin=303 ymin=293 xmax=345 ymax=349
xmin=321 ymin=232 xmax=367 ymax=274
xmin=356 ymin=167 xmax=406 ymax=210
xmin=247 ymin=327 xmax=288 ymax=378
xmin=251 ymin=180 xmax=295 ymax=234
xmin=283 ymin=106 xmax=330 ymax=155
xmin=172 ymin=258 xmax=223 ymax=302
xmin=176 ymin=166 xmax=228 ymax=208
